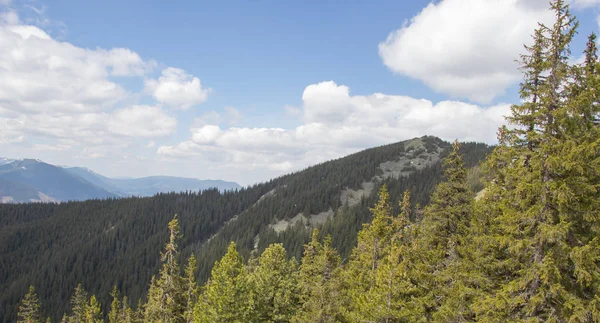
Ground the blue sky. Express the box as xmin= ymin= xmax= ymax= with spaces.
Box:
xmin=1 ymin=0 xmax=600 ymax=185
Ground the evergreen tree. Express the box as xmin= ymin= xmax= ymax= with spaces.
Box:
xmin=17 ymin=286 xmax=41 ymax=323
xmin=120 ymin=296 xmax=135 ymax=323
xmin=293 ymin=230 xmax=343 ymax=323
xmin=247 ymin=243 xmax=299 ymax=322
xmin=64 ymin=284 xmax=88 ymax=323
xmin=184 ymin=255 xmax=199 ymax=323
xmin=475 ymin=1 xmax=600 ymax=320
xmin=413 ymin=140 xmax=475 ymax=321
xmin=144 ymin=215 xmax=186 ymax=323
xmin=194 ymin=242 xmax=249 ymax=323
xmin=108 ymin=286 xmax=120 ymax=323
xmin=342 ymin=185 xmax=421 ymax=322
xmin=85 ymin=296 xmax=102 ymax=323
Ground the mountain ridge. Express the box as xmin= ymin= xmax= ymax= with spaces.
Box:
xmin=0 ymin=159 xmax=241 ymax=203
xmin=0 ymin=136 xmax=493 ymax=322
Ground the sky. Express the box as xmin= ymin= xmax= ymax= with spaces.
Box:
xmin=1 ymin=0 xmax=600 ymax=185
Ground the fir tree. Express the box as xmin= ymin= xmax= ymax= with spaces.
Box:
xmin=247 ymin=243 xmax=299 ymax=322
xmin=194 ymin=242 xmax=249 ymax=323
xmin=414 ymin=140 xmax=475 ymax=321
xmin=293 ymin=230 xmax=343 ymax=323
xmin=184 ymin=255 xmax=199 ymax=323
xmin=475 ymin=1 xmax=600 ymax=320
xmin=17 ymin=286 xmax=41 ymax=323
xmin=108 ymin=286 xmax=120 ymax=323
xmin=64 ymin=284 xmax=88 ymax=323
xmin=342 ymin=185 xmax=420 ymax=322
xmin=144 ymin=215 xmax=186 ymax=323
xmin=85 ymin=296 xmax=102 ymax=323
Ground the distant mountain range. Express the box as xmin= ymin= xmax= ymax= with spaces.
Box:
xmin=0 ymin=159 xmax=240 ymax=203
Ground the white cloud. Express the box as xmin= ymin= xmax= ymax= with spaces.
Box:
xmin=0 ymin=11 xmax=187 ymax=167
xmin=108 ymin=105 xmax=177 ymax=137
xmin=159 ymin=81 xmax=511 ymax=183
xmin=378 ymin=0 xmax=554 ymax=103
xmin=0 ymin=23 xmax=139 ymax=114
xmin=145 ymin=67 xmax=211 ymax=110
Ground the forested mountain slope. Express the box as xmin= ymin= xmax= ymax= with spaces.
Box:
xmin=0 ymin=136 xmax=492 ymax=322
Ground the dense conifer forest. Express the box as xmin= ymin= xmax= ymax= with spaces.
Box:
xmin=5 ymin=0 xmax=600 ymax=321
xmin=0 ymin=136 xmax=490 ymax=322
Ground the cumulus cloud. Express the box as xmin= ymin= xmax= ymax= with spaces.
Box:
xmin=108 ymin=105 xmax=177 ymax=137
xmin=159 ymin=81 xmax=511 ymax=183
xmin=379 ymin=0 xmax=554 ymax=103
xmin=145 ymin=68 xmax=211 ymax=110
xmin=0 ymin=10 xmax=187 ymax=165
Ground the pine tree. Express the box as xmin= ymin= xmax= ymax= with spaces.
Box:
xmin=120 ymin=296 xmax=135 ymax=323
xmin=108 ymin=286 xmax=120 ymax=323
xmin=65 ymin=284 xmax=88 ymax=323
xmin=342 ymin=185 xmax=421 ymax=322
xmin=292 ymin=230 xmax=343 ymax=323
xmin=85 ymin=296 xmax=102 ymax=323
xmin=144 ymin=215 xmax=186 ymax=323
xmin=413 ymin=140 xmax=475 ymax=321
xmin=475 ymin=1 xmax=600 ymax=320
xmin=194 ymin=242 xmax=249 ymax=323
xmin=17 ymin=286 xmax=41 ymax=323
xmin=184 ymin=255 xmax=199 ymax=323
xmin=342 ymin=185 xmax=394 ymax=321
xmin=247 ymin=243 xmax=299 ymax=322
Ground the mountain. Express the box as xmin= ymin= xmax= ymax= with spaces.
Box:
xmin=0 ymin=160 xmax=241 ymax=203
xmin=0 ymin=159 xmax=117 ymax=202
xmin=0 ymin=136 xmax=493 ymax=322
xmin=63 ymin=167 xmax=241 ymax=197
xmin=0 ymin=157 xmax=14 ymax=166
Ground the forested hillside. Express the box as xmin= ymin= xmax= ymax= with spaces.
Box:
xmin=0 ymin=136 xmax=491 ymax=322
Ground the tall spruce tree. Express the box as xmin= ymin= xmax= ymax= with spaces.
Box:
xmin=475 ymin=1 xmax=600 ymax=320
xmin=17 ymin=286 xmax=41 ymax=323
xmin=108 ymin=286 xmax=120 ymax=323
xmin=85 ymin=296 xmax=103 ymax=323
xmin=342 ymin=185 xmax=421 ymax=322
xmin=292 ymin=230 xmax=344 ymax=323
xmin=247 ymin=243 xmax=299 ymax=322
xmin=414 ymin=140 xmax=475 ymax=322
xmin=144 ymin=215 xmax=186 ymax=323
xmin=184 ymin=255 xmax=199 ymax=323
xmin=194 ymin=242 xmax=249 ymax=323
xmin=64 ymin=284 xmax=88 ymax=323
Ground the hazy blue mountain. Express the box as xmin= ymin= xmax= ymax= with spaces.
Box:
xmin=0 ymin=178 xmax=48 ymax=203
xmin=110 ymin=176 xmax=241 ymax=196
xmin=0 ymin=159 xmax=241 ymax=203
xmin=0 ymin=159 xmax=116 ymax=202
xmin=0 ymin=157 xmax=14 ymax=166
xmin=63 ymin=167 xmax=127 ymax=196
xmin=64 ymin=167 xmax=241 ymax=197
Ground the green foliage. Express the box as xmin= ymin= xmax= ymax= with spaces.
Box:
xmin=0 ymin=136 xmax=493 ymax=322
xmin=17 ymin=286 xmax=41 ymax=323
xmin=194 ymin=242 xmax=249 ymax=323
xmin=293 ymin=230 xmax=343 ymax=323
xmin=247 ymin=244 xmax=299 ymax=322
xmin=144 ymin=215 xmax=186 ymax=323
